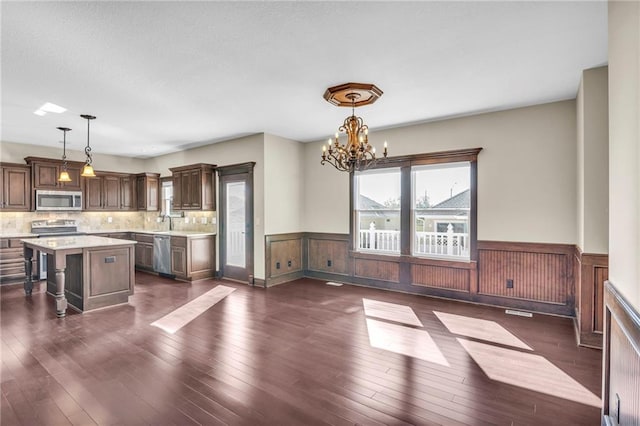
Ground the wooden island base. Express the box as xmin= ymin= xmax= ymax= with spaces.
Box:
xmin=23 ymin=236 xmax=136 ymax=317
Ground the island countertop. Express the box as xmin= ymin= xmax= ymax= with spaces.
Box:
xmin=21 ymin=235 xmax=136 ymax=251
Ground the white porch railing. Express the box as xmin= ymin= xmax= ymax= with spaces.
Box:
xmin=358 ymin=223 xmax=469 ymax=257
xmin=359 ymin=229 xmax=401 ymax=252
xmin=414 ymin=230 xmax=468 ymax=257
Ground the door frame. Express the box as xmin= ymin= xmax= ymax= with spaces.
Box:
xmin=218 ymin=162 xmax=255 ymax=284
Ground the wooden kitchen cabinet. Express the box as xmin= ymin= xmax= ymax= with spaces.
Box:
xmin=0 ymin=163 xmax=31 ymax=211
xmin=136 ymin=173 xmax=160 ymax=211
xmin=120 ymin=175 xmax=135 ymax=210
xmin=169 ymin=164 xmax=216 ymax=210
xmin=170 ymin=239 xmax=187 ymax=278
xmin=170 ymin=235 xmax=215 ymax=280
xmin=0 ymin=238 xmax=37 ymax=284
xmin=134 ymin=233 xmax=154 ymax=271
xmin=25 ymin=157 xmax=83 ymax=191
xmin=84 ymin=173 xmax=121 ymax=211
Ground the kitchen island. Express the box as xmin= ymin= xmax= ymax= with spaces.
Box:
xmin=22 ymin=236 xmax=136 ymax=317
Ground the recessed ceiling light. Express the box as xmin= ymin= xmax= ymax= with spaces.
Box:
xmin=40 ymin=102 xmax=67 ymax=113
xmin=34 ymin=102 xmax=67 ymax=116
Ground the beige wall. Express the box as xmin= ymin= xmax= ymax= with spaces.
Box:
xmin=304 ymin=100 xmax=578 ymax=244
xmin=263 ymin=133 xmax=304 ymax=235
xmin=0 ymin=140 xmax=147 ymax=173
xmin=144 ymin=133 xmax=267 ymax=280
xmin=608 ymin=1 xmax=640 ymax=310
xmin=576 ymin=66 xmax=609 ymax=254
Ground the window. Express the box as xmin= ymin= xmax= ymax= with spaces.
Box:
xmin=412 ymin=162 xmax=470 ymax=259
xmin=351 ymin=148 xmax=480 ymax=262
xmin=355 ymin=168 xmax=401 ymax=254
xmin=161 ymin=179 xmax=173 ymax=215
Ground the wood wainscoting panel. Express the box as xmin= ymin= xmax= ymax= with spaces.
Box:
xmin=477 ymin=242 xmax=573 ymax=306
xmin=575 ymin=251 xmax=608 ymax=348
xmin=594 ymin=266 xmax=608 ymax=332
xmin=603 ymin=281 xmax=640 ymax=425
xmin=265 ymin=233 xmax=305 ymax=287
xmin=354 ymin=258 xmax=399 ymax=282
xmin=412 ymin=264 xmax=469 ymax=292
xmin=307 ymin=237 xmax=349 ymax=275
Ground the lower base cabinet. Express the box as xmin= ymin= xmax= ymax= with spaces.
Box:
xmin=134 ymin=234 xmax=154 ymax=271
xmin=0 ymin=238 xmax=38 ymax=284
xmin=170 ymin=235 xmax=215 ymax=281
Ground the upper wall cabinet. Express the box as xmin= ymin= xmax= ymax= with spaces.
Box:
xmin=169 ymin=164 xmax=216 ymax=211
xmin=84 ymin=173 xmax=122 ymax=211
xmin=136 ymin=172 xmax=160 ymax=211
xmin=0 ymin=163 xmax=31 ymax=211
xmin=120 ymin=175 xmax=135 ymax=211
xmin=25 ymin=157 xmax=83 ymax=191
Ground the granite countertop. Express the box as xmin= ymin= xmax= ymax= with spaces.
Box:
xmin=21 ymin=235 xmax=136 ymax=250
xmin=86 ymin=229 xmax=216 ymax=237
xmin=2 ymin=229 xmax=215 ymax=239
xmin=0 ymin=232 xmax=38 ymax=239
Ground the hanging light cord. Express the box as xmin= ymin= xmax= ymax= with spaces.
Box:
xmin=56 ymin=127 xmax=71 ymax=171
xmin=81 ymin=114 xmax=95 ymax=166
xmin=85 ymin=118 xmax=92 ymax=165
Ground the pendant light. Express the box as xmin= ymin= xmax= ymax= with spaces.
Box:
xmin=57 ymin=127 xmax=72 ymax=182
xmin=80 ymin=114 xmax=97 ymax=177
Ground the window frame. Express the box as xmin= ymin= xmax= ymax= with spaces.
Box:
xmin=354 ymin=167 xmax=402 ymax=255
xmin=349 ymin=148 xmax=481 ymax=262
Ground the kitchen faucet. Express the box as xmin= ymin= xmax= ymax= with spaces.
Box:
xmin=161 ymin=212 xmax=184 ymax=231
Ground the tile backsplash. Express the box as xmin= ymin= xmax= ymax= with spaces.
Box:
xmin=0 ymin=211 xmax=217 ymax=234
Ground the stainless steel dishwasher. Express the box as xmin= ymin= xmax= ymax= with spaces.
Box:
xmin=153 ymin=234 xmax=173 ymax=276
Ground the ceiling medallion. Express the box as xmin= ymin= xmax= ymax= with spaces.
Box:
xmin=321 ymin=82 xmax=387 ymax=173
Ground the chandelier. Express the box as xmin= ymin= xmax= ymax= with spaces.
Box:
xmin=321 ymin=82 xmax=388 ymax=172
xmin=80 ymin=114 xmax=97 ymax=177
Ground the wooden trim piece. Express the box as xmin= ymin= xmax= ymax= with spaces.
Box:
xmin=24 ymin=156 xmax=86 ymax=168
xmin=217 ymin=162 xmax=255 ymax=176
xmin=304 ymin=232 xmax=350 ymax=241
xmin=169 ymin=163 xmax=216 ymax=173
xmin=603 ymin=280 xmax=640 ymax=423
xmin=477 ymin=240 xmax=575 ymax=255
xmin=378 ymin=147 xmax=483 ymax=168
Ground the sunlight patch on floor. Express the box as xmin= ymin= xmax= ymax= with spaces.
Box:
xmin=366 ymin=318 xmax=449 ymax=366
xmin=434 ymin=311 xmax=532 ymax=350
xmin=362 ymin=298 xmax=424 ymax=327
xmin=458 ymin=338 xmax=601 ymax=407
xmin=151 ymin=285 xmax=236 ymax=334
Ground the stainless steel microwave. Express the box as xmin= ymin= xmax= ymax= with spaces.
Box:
xmin=35 ymin=190 xmax=83 ymax=211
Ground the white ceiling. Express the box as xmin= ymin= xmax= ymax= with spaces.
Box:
xmin=1 ymin=1 xmax=607 ymax=159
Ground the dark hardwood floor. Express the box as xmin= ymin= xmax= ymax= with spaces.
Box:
xmin=1 ymin=273 xmax=602 ymax=425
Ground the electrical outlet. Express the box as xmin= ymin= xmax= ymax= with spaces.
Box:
xmin=276 ymin=262 xmax=280 ymax=269
xmin=156 ymin=217 xmax=162 ymax=223
xmin=287 ymin=260 xmax=292 ymax=267
xmin=506 ymin=279 xmax=514 ymax=288
xmin=212 ymin=217 xmax=217 ymax=225
xmin=107 ymin=217 xmax=112 ymax=223
xmin=327 ymin=260 xmax=332 ymax=267
xmin=201 ymin=217 xmax=207 ymax=224
xmin=184 ymin=217 xmax=189 ymax=224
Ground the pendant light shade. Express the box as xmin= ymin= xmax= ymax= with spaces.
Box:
xmin=81 ymin=164 xmax=95 ymax=177
xmin=57 ymin=127 xmax=72 ymax=182
xmin=58 ymin=170 xmax=72 ymax=182
xmin=80 ymin=114 xmax=97 ymax=177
